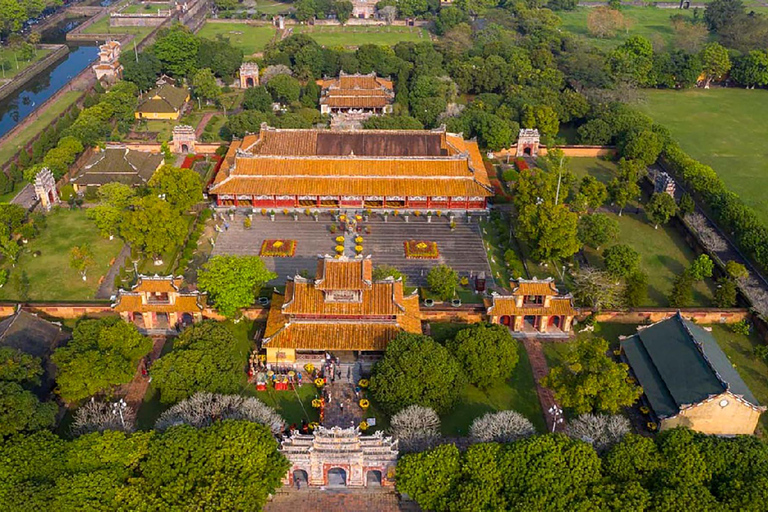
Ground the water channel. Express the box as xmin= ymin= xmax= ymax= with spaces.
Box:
xmin=0 ymin=16 xmax=98 ymax=140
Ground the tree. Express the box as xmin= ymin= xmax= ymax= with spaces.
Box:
xmin=578 ymin=213 xmax=619 ymax=250
xmin=573 ymin=268 xmax=625 ymax=311
xmin=334 ymin=0 xmax=353 ymax=23
xmin=725 ymin=260 xmax=748 ymax=280
xmin=197 ymin=37 xmax=243 ymax=81
xmin=389 ymin=405 xmax=441 ymax=452
xmin=153 ymin=25 xmax=200 ymax=76
xmin=370 ymin=333 xmax=465 ymax=414
xmin=0 ymin=382 xmax=56 ymax=437
xmin=0 ymin=347 xmax=43 ymax=384
xmin=624 ymin=271 xmax=648 ymax=307
xmin=621 ymin=129 xmax=663 ymax=166
xmin=608 ymin=178 xmax=640 ymax=217
xmin=301 ymin=77 xmax=320 ymax=108
xmin=731 ymin=50 xmax=768 ymax=87
xmin=121 ymin=52 xmax=162 ymax=91
xmin=469 ymin=410 xmax=536 ymax=444
xmin=69 ymin=244 xmax=95 ymax=281
xmin=396 ymin=444 xmax=461 ymax=512
xmin=566 ymin=413 xmax=630 ymax=454
xmin=191 ymin=68 xmax=221 ymax=103
xmin=587 ymin=6 xmax=627 ymax=38
xmin=120 ymin=196 xmax=187 ymax=257
xmin=372 ymin=264 xmax=407 ymax=285
xmin=704 ymin=0 xmax=745 ymax=32
xmin=700 ymin=42 xmax=731 ymax=87
xmin=52 ymin=318 xmax=151 ymax=403
xmin=380 ymin=5 xmax=397 ymax=24
xmin=521 ymin=105 xmax=559 ymax=138
xmin=266 ymin=73 xmax=301 ymax=104
xmin=608 ymin=36 xmax=654 ymax=87
xmin=426 ymin=264 xmax=458 ymax=301
xmin=242 ymin=86 xmax=273 ymax=112
xmin=714 ymin=277 xmax=738 ymax=307
xmin=645 ymin=192 xmax=677 ymax=229
xmin=155 ymin=392 xmax=284 ymax=434
xmin=688 ymin=254 xmax=714 ymax=281
xmin=139 ymin=421 xmax=288 ymax=510
xmin=71 ymin=400 xmax=136 ymax=436
xmin=363 ymin=114 xmax=423 ymax=130
xmin=86 ymin=183 xmax=136 ymax=239
xmin=541 ymin=336 xmax=642 ymax=414
xmin=678 ymin=192 xmax=695 ymax=217
xmin=603 ymin=244 xmax=641 ymax=278
xmin=148 ymin=165 xmax=203 ymax=212
xmin=449 ymin=324 xmax=518 ymax=389
xmin=197 ymin=255 xmax=277 ymax=317
xmin=669 ymin=272 xmax=694 ymax=307
xmin=579 ymin=176 xmax=608 ymax=211
xmin=150 ymin=322 xmax=246 ymax=403
xmin=517 ymin=202 xmax=580 ymax=262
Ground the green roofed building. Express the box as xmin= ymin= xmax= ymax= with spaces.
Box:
xmin=134 ymin=83 xmax=190 ymax=120
xmin=72 ymin=147 xmax=164 ymax=191
xmin=620 ymin=313 xmax=764 ymax=435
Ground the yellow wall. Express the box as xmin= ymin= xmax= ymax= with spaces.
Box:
xmin=134 ymin=111 xmax=180 ymax=120
xmin=267 ymin=347 xmax=296 ymax=364
xmin=661 ymin=393 xmax=762 ymax=435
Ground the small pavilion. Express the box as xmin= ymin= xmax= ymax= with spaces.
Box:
xmin=112 ymin=275 xmax=206 ymax=332
xmin=485 ymin=277 xmax=577 ymax=337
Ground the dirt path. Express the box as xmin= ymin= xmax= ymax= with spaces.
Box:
xmin=522 ymin=338 xmax=565 ymax=433
xmin=96 ymin=243 xmax=130 ymax=299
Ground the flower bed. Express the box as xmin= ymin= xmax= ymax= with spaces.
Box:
xmin=181 ymin=154 xmax=205 ymax=169
xmin=515 ymin=157 xmax=529 ymax=171
xmin=260 ymin=239 xmax=296 ymax=257
xmin=404 ymin=240 xmax=439 ymax=259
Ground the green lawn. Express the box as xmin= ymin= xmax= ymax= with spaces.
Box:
xmin=253 ymin=0 xmax=292 ymax=14
xmin=558 ymin=6 xmax=695 ymax=51
xmin=441 ymin=340 xmax=546 ymax=435
xmin=197 ymin=22 xmax=277 ymax=55
xmin=82 ymin=15 xmax=156 ymax=40
xmin=295 ymin=25 xmax=428 ymax=47
xmin=0 ymin=208 xmax=123 ymax=301
xmin=710 ymin=323 xmax=768 ymax=432
xmin=637 ymin=88 xmax=768 ymax=226
xmin=0 ymin=90 xmax=82 ymax=168
xmin=0 ymin=48 xmax=51 ymax=80
xmin=571 ymin=157 xmax=716 ymax=307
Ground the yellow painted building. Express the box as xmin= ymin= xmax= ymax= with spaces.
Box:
xmin=134 ymin=83 xmax=190 ymax=120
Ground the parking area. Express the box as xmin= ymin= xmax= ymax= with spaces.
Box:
xmin=211 ymin=213 xmax=493 ymax=287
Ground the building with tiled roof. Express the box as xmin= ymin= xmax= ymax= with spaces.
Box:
xmin=112 ymin=275 xmax=206 ymax=333
xmin=209 ymin=124 xmax=492 ymax=211
xmin=318 ymin=72 xmax=394 ymax=126
xmin=135 ymin=83 xmax=190 ymax=120
xmin=620 ymin=313 xmax=764 ymax=435
xmin=261 ymin=256 xmax=421 ymax=363
xmin=72 ymin=147 xmax=164 ymax=191
xmin=484 ymin=277 xmax=577 ymax=337
xmin=92 ymin=40 xmax=123 ymax=84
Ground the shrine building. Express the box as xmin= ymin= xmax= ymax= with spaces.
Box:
xmin=209 ymin=125 xmax=493 ymax=211
xmin=318 ymin=72 xmax=394 ymax=120
xmin=261 ymin=256 xmax=421 ymax=364
xmin=112 ymin=275 xmax=206 ymax=333
xmin=485 ymin=278 xmax=577 ymax=337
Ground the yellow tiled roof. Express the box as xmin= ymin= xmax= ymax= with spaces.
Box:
xmin=324 ymin=96 xmax=392 ymax=108
xmin=131 ymin=276 xmax=182 ymax=293
xmin=512 ymin=279 xmax=559 ymax=297
xmin=113 ymin=294 xmax=205 ymax=313
xmin=314 ymin=258 xmax=373 ymax=290
xmin=487 ymin=296 xmax=576 ymax=317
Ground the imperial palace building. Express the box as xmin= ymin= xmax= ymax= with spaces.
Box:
xmin=208 ymin=124 xmax=493 ymax=211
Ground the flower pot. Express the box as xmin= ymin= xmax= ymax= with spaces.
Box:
xmin=427 ymin=216 xmax=432 ymax=223
xmin=424 ymin=299 xmax=435 ymax=308
xmin=269 ymin=214 xmax=275 ymax=221
xmin=258 ymin=297 xmax=269 ymax=306
xmin=404 ymin=216 xmax=409 ymax=223
xmin=451 ymin=298 xmax=462 ymax=307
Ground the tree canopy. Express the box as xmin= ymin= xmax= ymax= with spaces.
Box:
xmin=148 ymin=165 xmax=204 ymax=212
xmin=449 ymin=324 xmax=519 ymax=389
xmin=197 ymin=255 xmax=277 ymax=317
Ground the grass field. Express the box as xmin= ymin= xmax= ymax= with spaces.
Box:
xmin=120 ymin=2 xmax=172 ymax=13
xmin=558 ymin=6 xmax=694 ymax=51
xmin=197 ymin=22 xmax=277 ymax=55
xmin=0 ymin=90 xmax=82 ymax=169
xmin=637 ymin=88 xmax=768 ymax=226
xmin=0 ymin=208 xmax=123 ymax=301
xmin=710 ymin=323 xmax=768 ymax=432
xmin=0 ymin=48 xmax=51 ymax=80
xmin=571 ymin=157 xmax=715 ymax=306
xmin=295 ymin=25 xmax=428 ymax=47
xmin=82 ymin=15 xmax=156 ymax=40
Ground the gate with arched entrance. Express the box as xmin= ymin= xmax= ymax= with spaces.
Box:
xmin=328 ymin=467 xmax=347 ymax=487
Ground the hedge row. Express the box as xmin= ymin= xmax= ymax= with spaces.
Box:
xmin=662 ymin=142 xmax=768 ymax=271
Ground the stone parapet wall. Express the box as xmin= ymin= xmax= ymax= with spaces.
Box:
xmin=110 ymin=15 xmax=168 ymax=27
xmin=593 ymin=308 xmax=748 ymax=325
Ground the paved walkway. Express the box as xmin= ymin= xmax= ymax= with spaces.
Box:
xmin=211 ymin=214 xmax=493 ymax=287
xmin=96 ymin=243 xmax=130 ymax=299
xmin=195 ymin=112 xmax=217 ymax=138
xmin=116 ymin=335 xmax=167 ymax=410
xmin=522 ymin=338 xmax=565 ymax=433
xmin=264 ymin=488 xmax=415 ymax=512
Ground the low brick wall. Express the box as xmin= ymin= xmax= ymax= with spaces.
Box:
xmin=491 ymin=145 xmax=617 ymax=160
xmin=420 ymin=306 xmax=485 ymax=323
xmin=0 ymin=303 xmax=114 ymax=320
xmin=594 ymin=308 xmax=748 ymax=325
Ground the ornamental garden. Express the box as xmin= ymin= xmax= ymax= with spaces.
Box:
xmin=2 ymin=0 xmax=768 ymax=508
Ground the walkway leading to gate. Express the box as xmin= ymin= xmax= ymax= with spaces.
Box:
xmin=522 ymin=338 xmax=566 ymax=433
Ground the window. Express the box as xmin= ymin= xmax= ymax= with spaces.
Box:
xmin=524 ymin=295 xmax=543 ymax=306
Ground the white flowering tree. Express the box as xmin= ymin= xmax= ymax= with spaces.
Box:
xmin=566 ymin=413 xmax=630 ymax=453
xmin=469 ymin=410 xmax=536 ymax=444
xmin=389 ymin=405 xmax=442 ymax=452
xmin=71 ymin=399 xmax=136 ymax=436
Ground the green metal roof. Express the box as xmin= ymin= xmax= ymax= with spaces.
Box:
xmin=621 ymin=313 xmax=760 ymax=419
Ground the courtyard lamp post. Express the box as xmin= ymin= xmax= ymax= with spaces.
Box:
xmin=112 ymin=398 xmax=127 ymax=429
xmin=548 ymin=404 xmax=563 ymax=433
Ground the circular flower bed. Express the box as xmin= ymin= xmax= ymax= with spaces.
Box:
xmin=358 ymin=379 xmax=369 ymax=388
xmin=355 ymin=245 xmax=363 ymax=253
xmin=315 ymin=378 xmax=325 ymax=388
xmin=335 ymin=236 xmax=345 ymax=243
xmin=312 ymin=398 xmax=323 ymax=408
xmin=359 ymin=421 xmax=369 ymax=431
xmin=359 ymin=399 xmax=370 ymax=409
xmin=647 ymin=421 xmax=658 ymax=431
xmin=304 ymin=363 xmax=315 ymax=374
xmin=355 ymin=236 xmax=364 ymax=244
xmin=335 ymin=245 xmax=344 ymax=253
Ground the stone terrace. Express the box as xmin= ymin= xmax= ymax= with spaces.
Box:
xmin=211 ymin=214 xmax=493 ymax=287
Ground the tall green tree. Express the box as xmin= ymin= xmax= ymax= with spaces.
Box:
xmin=370 ymin=333 xmax=465 ymax=414
xmin=197 ymin=255 xmax=277 ymax=317
xmin=541 ymin=336 xmax=641 ymax=413
xmin=0 ymin=347 xmax=43 ymax=384
xmin=577 ymin=213 xmax=619 ymax=250
xmin=603 ymin=244 xmax=641 ymax=278
xmin=449 ymin=324 xmax=518 ymax=389
xmin=148 ymin=165 xmax=203 ymax=212
xmin=153 ymin=25 xmax=200 ymax=77
xmin=517 ymin=202 xmax=580 ymax=262
xmin=645 ymin=192 xmax=677 ymax=229
xmin=191 ymin=68 xmax=221 ymax=103
xmin=0 ymin=382 xmax=56 ymax=438
xmin=52 ymin=317 xmax=152 ymax=402
xmin=426 ymin=264 xmax=458 ymax=301
xmin=700 ymin=42 xmax=731 ymax=87
xmin=120 ymin=196 xmax=188 ymax=257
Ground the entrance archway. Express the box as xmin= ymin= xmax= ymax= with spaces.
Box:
xmin=181 ymin=144 xmax=189 ymax=153
xmin=293 ymin=469 xmax=308 ymax=488
xmin=181 ymin=312 xmax=194 ymax=326
xmin=549 ymin=316 xmax=561 ymax=328
xmin=367 ymin=470 xmax=382 ymax=487
xmin=328 ymin=467 xmax=347 ymax=487
xmin=246 ymin=77 xmax=255 ymax=87
xmin=500 ymin=315 xmax=511 ymax=326
xmin=524 ymin=315 xmax=536 ymax=330
xmin=133 ymin=312 xmax=144 ymax=328
xmin=523 ymin=147 xmax=532 ymax=156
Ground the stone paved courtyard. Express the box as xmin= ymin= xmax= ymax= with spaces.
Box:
xmin=211 ymin=214 xmax=494 ymax=287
